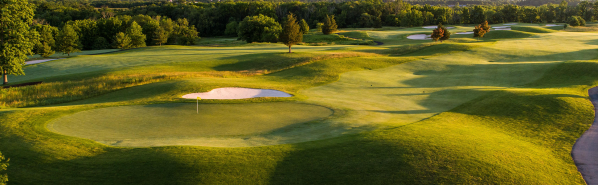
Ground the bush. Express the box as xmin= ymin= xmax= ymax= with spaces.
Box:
xmin=0 ymin=151 xmax=7 ymax=185
xmin=238 ymin=14 xmax=282 ymax=43
xmin=568 ymin=16 xmax=586 ymax=26
xmin=225 ymin=21 xmax=238 ymax=36
xmin=322 ymin=15 xmax=338 ymax=35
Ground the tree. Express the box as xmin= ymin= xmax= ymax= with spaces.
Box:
xmin=480 ymin=20 xmax=491 ymax=32
xmin=92 ymin=37 xmax=110 ymax=50
xmin=431 ymin=25 xmax=444 ymax=42
xmin=473 ymin=24 xmax=487 ymax=41
xmin=0 ymin=151 xmax=7 ymax=185
xmin=225 ymin=21 xmax=239 ymax=36
xmin=0 ymin=0 xmax=37 ymax=85
xmin=322 ymin=15 xmax=338 ymax=35
xmin=316 ymin=22 xmax=324 ymax=32
xmin=299 ymin=19 xmax=309 ymax=34
xmin=56 ymin=24 xmax=81 ymax=57
xmin=238 ymin=14 xmax=282 ymax=43
xmin=127 ymin=21 xmax=146 ymax=48
xmin=33 ymin=24 xmax=58 ymax=58
xmin=114 ymin=32 xmax=131 ymax=49
xmin=568 ymin=16 xmax=586 ymax=26
xmin=280 ymin=13 xmax=303 ymax=53
xmin=440 ymin=24 xmax=451 ymax=42
xmin=154 ymin=27 xmax=168 ymax=46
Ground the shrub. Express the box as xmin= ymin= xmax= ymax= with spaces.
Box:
xmin=568 ymin=16 xmax=586 ymax=26
xmin=238 ymin=14 xmax=282 ymax=43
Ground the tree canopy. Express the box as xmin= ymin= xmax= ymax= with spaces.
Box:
xmin=280 ymin=13 xmax=303 ymax=53
xmin=322 ymin=15 xmax=338 ymax=35
xmin=238 ymin=14 xmax=282 ymax=43
xmin=0 ymin=0 xmax=38 ymax=85
xmin=56 ymin=24 xmax=81 ymax=56
xmin=0 ymin=151 xmax=8 ymax=185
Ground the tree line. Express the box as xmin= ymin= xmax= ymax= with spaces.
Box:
xmin=31 ymin=0 xmax=598 ymax=38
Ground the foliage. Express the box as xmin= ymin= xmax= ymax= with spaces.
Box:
xmin=299 ymin=19 xmax=309 ymax=34
xmin=440 ymin=25 xmax=451 ymax=42
xmin=0 ymin=0 xmax=37 ymax=84
xmin=32 ymin=24 xmax=58 ymax=58
xmin=473 ymin=24 xmax=487 ymax=40
xmin=171 ymin=18 xmax=200 ymax=45
xmin=0 ymin=151 xmax=7 ymax=185
xmin=322 ymin=15 xmax=338 ymax=35
xmin=238 ymin=14 xmax=282 ymax=43
xmin=568 ymin=16 xmax=586 ymax=26
xmin=92 ymin=37 xmax=110 ymax=50
xmin=114 ymin=32 xmax=131 ymax=49
xmin=56 ymin=24 xmax=81 ymax=56
xmin=126 ymin=21 xmax=146 ymax=48
xmin=431 ymin=25 xmax=444 ymax=42
xmin=280 ymin=13 xmax=303 ymax=53
xmin=153 ymin=27 xmax=168 ymax=46
xmin=316 ymin=22 xmax=324 ymax=32
xmin=225 ymin=21 xmax=239 ymax=36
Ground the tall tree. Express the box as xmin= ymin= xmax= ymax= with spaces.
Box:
xmin=56 ymin=24 xmax=81 ymax=57
xmin=322 ymin=15 xmax=338 ymax=35
xmin=127 ymin=21 xmax=146 ymax=48
xmin=299 ymin=19 xmax=309 ymax=34
xmin=238 ymin=15 xmax=281 ymax=43
xmin=33 ymin=24 xmax=58 ymax=58
xmin=0 ymin=151 xmax=7 ymax=185
xmin=114 ymin=32 xmax=131 ymax=49
xmin=154 ymin=27 xmax=168 ymax=46
xmin=0 ymin=0 xmax=37 ymax=85
xmin=280 ymin=13 xmax=303 ymax=53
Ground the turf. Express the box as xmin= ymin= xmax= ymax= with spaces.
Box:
xmin=48 ymin=102 xmax=333 ymax=147
xmin=0 ymin=24 xmax=596 ymax=184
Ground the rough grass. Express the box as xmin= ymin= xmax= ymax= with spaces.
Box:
xmin=0 ymin=25 xmax=595 ymax=184
xmin=302 ymin=33 xmax=374 ymax=45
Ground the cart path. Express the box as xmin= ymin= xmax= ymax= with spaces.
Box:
xmin=572 ymin=86 xmax=598 ymax=185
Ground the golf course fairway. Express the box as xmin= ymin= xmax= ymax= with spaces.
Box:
xmin=1 ymin=24 xmax=597 ymax=184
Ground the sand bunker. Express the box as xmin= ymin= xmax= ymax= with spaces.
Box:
xmin=503 ymin=23 xmax=517 ymax=25
xmin=455 ymin=32 xmax=473 ymax=34
xmin=25 ymin=58 xmax=64 ymax=65
xmin=546 ymin=24 xmax=561 ymax=27
xmin=495 ymin=28 xmax=512 ymax=30
xmin=407 ymin=34 xmax=431 ymax=40
xmin=182 ymin=87 xmax=292 ymax=99
xmin=493 ymin=26 xmax=511 ymax=29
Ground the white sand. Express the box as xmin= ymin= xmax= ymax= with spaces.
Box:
xmin=503 ymin=23 xmax=517 ymax=25
xmin=446 ymin=27 xmax=455 ymax=29
xmin=407 ymin=34 xmax=431 ymax=40
xmin=455 ymin=32 xmax=473 ymax=34
xmin=182 ymin=88 xmax=292 ymax=99
xmin=493 ymin=26 xmax=510 ymax=29
xmin=546 ymin=24 xmax=561 ymax=27
xmin=25 ymin=58 xmax=64 ymax=65
xmin=494 ymin=28 xmax=512 ymax=30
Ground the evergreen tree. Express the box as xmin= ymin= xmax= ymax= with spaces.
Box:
xmin=56 ymin=24 xmax=80 ymax=57
xmin=299 ymin=19 xmax=309 ymax=34
xmin=154 ymin=27 xmax=168 ymax=46
xmin=322 ymin=15 xmax=338 ymax=35
xmin=33 ymin=25 xmax=58 ymax=58
xmin=114 ymin=32 xmax=131 ymax=49
xmin=0 ymin=0 xmax=37 ymax=85
xmin=280 ymin=13 xmax=303 ymax=53
xmin=127 ymin=21 xmax=146 ymax=48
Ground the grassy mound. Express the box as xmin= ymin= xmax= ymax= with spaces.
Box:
xmin=483 ymin=30 xmax=535 ymax=39
xmin=302 ymin=33 xmax=374 ymax=45
xmin=512 ymin=26 xmax=558 ymax=33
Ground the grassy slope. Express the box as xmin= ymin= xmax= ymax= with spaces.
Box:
xmin=0 ymin=25 xmax=596 ymax=184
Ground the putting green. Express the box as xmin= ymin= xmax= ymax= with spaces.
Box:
xmin=47 ymin=102 xmax=333 ymax=147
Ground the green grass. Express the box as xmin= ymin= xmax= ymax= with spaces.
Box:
xmin=302 ymin=33 xmax=374 ymax=45
xmin=0 ymin=24 xmax=596 ymax=184
xmin=48 ymin=102 xmax=333 ymax=147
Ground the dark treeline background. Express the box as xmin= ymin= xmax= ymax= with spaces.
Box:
xmin=32 ymin=0 xmax=593 ymax=38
